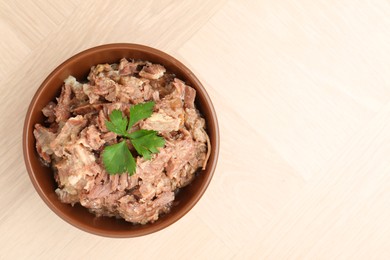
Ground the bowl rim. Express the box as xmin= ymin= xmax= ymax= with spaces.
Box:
xmin=22 ymin=43 xmax=219 ymax=237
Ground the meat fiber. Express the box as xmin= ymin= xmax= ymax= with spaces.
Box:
xmin=33 ymin=124 xmax=56 ymax=164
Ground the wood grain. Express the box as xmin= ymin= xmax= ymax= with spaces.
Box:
xmin=1 ymin=0 xmax=390 ymax=259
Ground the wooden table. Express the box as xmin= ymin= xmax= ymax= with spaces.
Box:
xmin=2 ymin=0 xmax=390 ymax=259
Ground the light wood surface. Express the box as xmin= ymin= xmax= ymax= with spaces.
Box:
xmin=2 ymin=0 xmax=390 ymax=259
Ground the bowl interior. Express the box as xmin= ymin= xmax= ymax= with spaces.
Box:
xmin=23 ymin=44 xmax=219 ymax=237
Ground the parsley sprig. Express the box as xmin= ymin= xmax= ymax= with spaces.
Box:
xmin=102 ymin=101 xmax=165 ymax=175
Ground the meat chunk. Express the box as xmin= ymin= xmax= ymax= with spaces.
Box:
xmin=55 ymin=188 xmax=79 ymax=205
xmin=117 ymin=191 xmax=174 ymax=224
xmin=118 ymin=58 xmax=143 ymax=76
xmin=139 ymin=63 xmax=166 ymax=79
xmin=154 ymin=191 xmax=174 ymax=206
xmin=42 ymin=102 xmax=56 ymax=123
xmin=152 ymin=90 xmax=160 ymax=102
xmin=83 ymin=83 xmax=100 ymax=104
xmin=87 ymin=63 xmax=115 ymax=85
xmin=64 ymin=76 xmax=87 ymax=101
xmin=171 ymin=78 xmax=186 ymax=99
xmin=185 ymin=108 xmax=207 ymax=143
xmin=50 ymin=115 xmax=87 ymax=157
xmin=101 ymin=131 xmax=117 ymax=144
xmin=97 ymin=110 xmax=108 ymax=132
xmin=139 ymin=182 xmax=156 ymax=200
xmin=55 ymin=143 xmax=101 ymax=203
xmin=165 ymin=133 xmax=196 ymax=185
xmin=86 ymin=181 xmax=112 ymax=199
xmin=184 ymin=86 xmax=196 ymax=109
xmin=119 ymin=76 xmax=144 ymax=103
xmin=79 ymin=125 xmax=105 ymax=150
xmin=141 ymin=111 xmax=181 ymax=133
xmin=33 ymin=124 xmax=56 ymax=163
xmin=94 ymin=77 xmax=118 ymax=102
xmin=72 ymin=103 xmax=104 ymax=115
xmin=135 ymin=150 xmax=170 ymax=184
xmin=143 ymin=83 xmax=154 ymax=101
xmin=54 ymin=84 xmax=72 ymax=123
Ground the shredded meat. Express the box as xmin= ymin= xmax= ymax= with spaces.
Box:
xmin=33 ymin=124 xmax=56 ymax=164
xmin=79 ymin=125 xmax=105 ymax=150
xmin=65 ymin=75 xmax=87 ymax=102
xmin=50 ymin=115 xmax=87 ymax=157
xmin=42 ymin=102 xmax=56 ymax=123
xmin=118 ymin=58 xmax=144 ymax=76
xmin=139 ymin=62 xmax=166 ymax=80
xmin=54 ymin=84 xmax=72 ymax=123
xmin=33 ymin=58 xmax=210 ymax=225
xmin=141 ymin=112 xmax=181 ymax=132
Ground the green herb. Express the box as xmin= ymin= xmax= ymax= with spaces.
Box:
xmin=102 ymin=141 xmax=136 ymax=174
xmin=129 ymin=130 xmax=166 ymax=160
xmin=102 ymin=101 xmax=165 ymax=175
xmin=128 ymin=101 xmax=154 ymax=131
xmin=105 ymin=110 xmax=128 ymax=136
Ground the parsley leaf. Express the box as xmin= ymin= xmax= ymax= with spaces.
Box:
xmin=129 ymin=130 xmax=166 ymax=160
xmin=128 ymin=101 xmax=155 ymax=130
xmin=102 ymin=101 xmax=165 ymax=175
xmin=102 ymin=140 xmax=136 ymax=174
xmin=105 ymin=110 xmax=128 ymax=136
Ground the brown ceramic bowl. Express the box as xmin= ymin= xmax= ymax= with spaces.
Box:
xmin=23 ymin=43 xmax=219 ymax=237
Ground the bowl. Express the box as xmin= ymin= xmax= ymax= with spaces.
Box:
xmin=23 ymin=43 xmax=219 ymax=237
